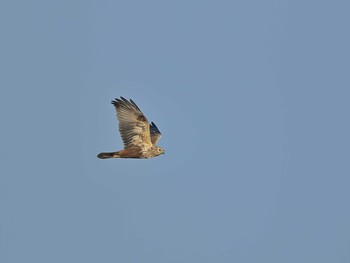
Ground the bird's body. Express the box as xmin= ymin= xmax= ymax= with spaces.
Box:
xmin=97 ymin=97 xmax=164 ymax=159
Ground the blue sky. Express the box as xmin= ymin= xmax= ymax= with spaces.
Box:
xmin=1 ymin=1 xmax=349 ymax=262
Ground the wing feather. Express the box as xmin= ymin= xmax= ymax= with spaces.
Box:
xmin=150 ymin=121 xmax=161 ymax=145
xmin=112 ymin=97 xmax=152 ymax=148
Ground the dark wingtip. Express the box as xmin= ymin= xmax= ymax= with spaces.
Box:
xmin=151 ymin=121 xmax=158 ymax=129
xmin=111 ymin=97 xmax=128 ymax=107
xmin=111 ymin=99 xmax=118 ymax=107
xmin=120 ymin=97 xmax=130 ymax=104
xmin=129 ymin=99 xmax=141 ymax=112
xmin=150 ymin=121 xmax=161 ymax=135
xmin=110 ymin=96 xmax=143 ymax=113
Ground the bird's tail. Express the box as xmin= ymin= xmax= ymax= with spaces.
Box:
xmin=97 ymin=151 xmax=121 ymax=159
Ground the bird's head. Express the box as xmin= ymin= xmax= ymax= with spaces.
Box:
xmin=154 ymin=146 xmax=165 ymax=156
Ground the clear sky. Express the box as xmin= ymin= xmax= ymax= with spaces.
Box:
xmin=1 ymin=0 xmax=349 ymax=262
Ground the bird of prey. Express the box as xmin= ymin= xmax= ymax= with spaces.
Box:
xmin=97 ymin=97 xmax=164 ymax=159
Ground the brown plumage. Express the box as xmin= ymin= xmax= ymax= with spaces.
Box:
xmin=97 ymin=97 xmax=164 ymax=159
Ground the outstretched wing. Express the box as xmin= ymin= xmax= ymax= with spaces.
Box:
xmin=150 ymin=121 xmax=161 ymax=145
xmin=112 ymin=97 xmax=152 ymax=148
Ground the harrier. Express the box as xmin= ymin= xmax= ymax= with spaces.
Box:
xmin=97 ymin=97 xmax=164 ymax=159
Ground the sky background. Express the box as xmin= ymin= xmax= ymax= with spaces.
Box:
xmin=1 ymin=0 xmax=349 ymax=262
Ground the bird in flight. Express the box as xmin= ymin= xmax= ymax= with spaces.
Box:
xmin=97 ymin=97 xmax=164 ymax=159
